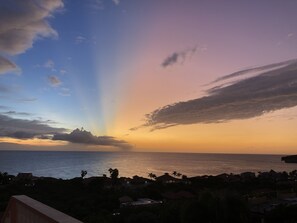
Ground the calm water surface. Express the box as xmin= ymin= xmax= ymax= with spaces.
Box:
xmin=0 ymin=151 xmax=297 ymax=179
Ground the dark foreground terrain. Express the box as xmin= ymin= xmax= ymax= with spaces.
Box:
xmin=1 ymin=169 xmax=297 ymax=223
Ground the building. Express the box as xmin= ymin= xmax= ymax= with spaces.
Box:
xmin=155 ymin=173 xmax=179 ymax=183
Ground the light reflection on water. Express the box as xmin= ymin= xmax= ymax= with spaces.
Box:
xmin=0 ymin=151 xmax=297 ymax=179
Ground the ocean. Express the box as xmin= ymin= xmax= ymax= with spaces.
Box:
xmin=0 ymin=151 xmax=297 ymax=179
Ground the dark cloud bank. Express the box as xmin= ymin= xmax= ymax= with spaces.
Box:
xmin=145 ymin=59 xmax=297 ymax=130
xmin=0 ymin=114 xmax=66 ymax=139
xmin=53 ymin=128 xmax=132 ymax=150
xmin=0 ymin=113 xmax=131 ymax=150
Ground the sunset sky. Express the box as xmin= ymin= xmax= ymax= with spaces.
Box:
xmin=1 ymin=0 xmax=297 ymax=154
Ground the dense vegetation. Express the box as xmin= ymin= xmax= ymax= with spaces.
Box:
xmin=1 ymin=170 xmax=297 ymax=223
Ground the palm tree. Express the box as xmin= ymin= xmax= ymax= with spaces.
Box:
xmin=172 ymin=171 xmax=182 ymax=178
xmin=148 ymin=172 xmax=157 ymax=180
xmin=81 ymin=170 xmax=87 ymax=178
xmin=108 ymin=168 xmax=119 ymax=182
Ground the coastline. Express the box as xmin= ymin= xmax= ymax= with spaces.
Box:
xmin=0 ymin=149 xmax=290 ymax=156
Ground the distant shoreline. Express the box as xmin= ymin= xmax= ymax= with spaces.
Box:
xmin=0 ymin=149 xmax=288 ymax=156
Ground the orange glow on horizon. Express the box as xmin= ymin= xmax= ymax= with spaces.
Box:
xmin=0 ymin=137 xmax=68 ymax=147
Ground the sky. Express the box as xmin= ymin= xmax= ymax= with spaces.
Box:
xmin=1 ymin=0 xmax=297 ymax=154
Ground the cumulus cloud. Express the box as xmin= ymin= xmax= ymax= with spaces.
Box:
xmin=53 ymin=128 xmax=132 ymax=150
xmin=0 ymin=114 xmax=66 ymax=139
xmin=0 ymin=114 xmax=131 ymax=150
xmin=0 ymin=56 xmax=19 ymax=74
xmin=0 ymin=0 xmax=63 ymax=74
xmin=144 ymin=59 xmax=297 ymax=130
xmin=48 ymin=75 xmax=61 ymax=87
xmin=0 ymin=0 xmax=63 ymax=55
xmin=162 ymin=46 xmax=198 ymax=68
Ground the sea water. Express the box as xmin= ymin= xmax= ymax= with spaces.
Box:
xmin=0 ymin=150 xmax=297 ymax=179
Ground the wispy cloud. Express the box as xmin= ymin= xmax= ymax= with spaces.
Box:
xmin=59 ymin=88 xmax=71 ymax=97
xmin=0 ymin=105 xmax=9 ymax=110
xmin=89 ymin=0 xmax=105 ymax=10
xmin=0 ymin=56 xmax=19 ymax=75
xmin=75 ymin=36 xmax=87 ymax=44
xmin=48 ymin=75 xmax=62 ymax=87
xmin=112 ymin=0 xmax=120 ymax=6
xmin=17 ymin=98 xmax=38 ymax=103
xmin=60 ymin=69 xmax=67 ymax=75
xmin=0 ymin=0 xmax=63 ymax=74
xmin=162 ymin=52 xmax=180 ymax=68
xmin=161 ymin=46 xmax=204 ymax=68
xmin=0 ymin=83 xmax=11 ymax=93
xmin=211 ymin=59 xmax=296 ymax=84
xmin=88 ymin=0 xmax=120 ymax=10
xmin=2 ymin=111 xmax=32 ymax=117
xmin=142 ymin=59 xmax=297 ymax=130
xmin=48 ymin=76 xmax=70 ymax=96
xmin=287 ymin=33 xmax=294 ymax=39
xmin=277 ymin=32 xmax=296 ymax=46
xmin=0 ymin=83 xmax=37 ymax=103
xmin=53 ymin=128 xmax=132 ymax=150
xmin=44 ymin=59 xmax=55 ymax=69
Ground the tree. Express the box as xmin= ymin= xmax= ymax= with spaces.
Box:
xmin=81 ymin=170 xmax=87 ymax=178
xmin=0 ymin=172 xmax=9 ymax=185
xmin=180 ymin=200 xmax=210 ymax=223
xmin=182 ymin=175 xmax=188 ymax=180
xmin=172 ymin=171 xmax=182 ymax=178
xmin=108 ymin=168 xmax=119 ymax=184
xmin=148 ymin=173 xmax=157 ymax=180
